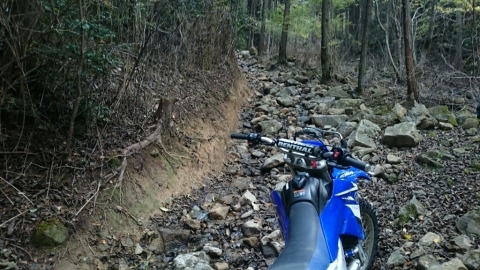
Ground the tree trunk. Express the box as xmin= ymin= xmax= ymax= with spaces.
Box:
xmin=278 ymin=0 xmax=291 ymax=64
xmin=247 ymin=0 xmax=255 ymax=48
xmin=259 ymin=0 xmax=267 ymax=54
xmin=474 ymin=0 xmax=479 ymax=75
xmin=454 ymin=8 xmax=463 ymax=71
xmin=357 ymin=0 xmax=373 ymax=92
xmin=65 ymin=0 xmax=86 ymax=157
xmin=418 ymin=0 xmax=437 ymax=66
xmin=402 ymin=0 xmax=418 ymax=101
xmin=357 ymin=0 xmax=365 ymax=42
xmin=393 ymin=0 xmax=403 ymax=71
xmin=321 ymin=0 xmax=332 ymax=83
xmin=376 ymin=0 xmax=401 ymax=82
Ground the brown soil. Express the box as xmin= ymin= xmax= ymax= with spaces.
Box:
xmin=52 ymin=70 xmax=251 ymax=269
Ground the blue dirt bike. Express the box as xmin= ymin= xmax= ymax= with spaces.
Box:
xmin=231 ymin=127 xmax=379 ymax=270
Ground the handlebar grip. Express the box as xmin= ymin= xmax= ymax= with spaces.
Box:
xmin=343 ymin=156 xmax=369 ymax=171
xmin=230 ymin=133 xmax=250 ymax=140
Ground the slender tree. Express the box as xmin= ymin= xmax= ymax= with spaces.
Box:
xmin=321 ymin=0 xmax=333 ymax=83
xmin=279 ymin=0 xmax=291 ymax=64
xmin=259 ymin=0 xmax=267 ymax=54
xmin=65 ymin=0 xmax=86 ymax=157
xmin=357 ymin=0 xmax=373 ymax=92
xmin=402 ymin=0 xmax=418 ymax=101
xmin=454 ymin=8 xmax=464 ymax=70
xmin=418 ymin=0 xmax=437 ymax=66
xmin=474 ymin=0 xmax=479 ymax=75
xmin=375 ymin=0 xmax=401 ymax=82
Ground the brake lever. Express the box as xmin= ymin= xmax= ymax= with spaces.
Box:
xmin=303 ymin=127 xmax=323 ymax=138
xmin=294 ymin=128 xmax=323 ymax=141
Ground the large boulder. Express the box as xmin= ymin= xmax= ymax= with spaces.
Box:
xmin=159 ymin=227 xmax=191 ymax=250
xmin=462 ymin=118 xmax=479 ymax=129
xmin=254 ymin=104 xmax=273 ymax=114
xmin=332 ymin=99 xmax=364 ymax=110
xmin=406 ymin=103 xmax=438 ymax=129
xmin=383 ymin=122 xmax=423 ymax=147
xmin=363 ymin=113 xmax=399 ymax=129
xmin=275 ymin=87 xmax=296 ymax=98
xmin=311 ymin=97 xmax=336 ymax=112
xmin=347 ymin=119 xmax=381 ymax=149
xmin=457 ymin=210 xmax=480 ymax=236
xmin=398 ymin=197 xmax=426 ymax=223
xmin=263 ymin=154 xmax=285 ymax=169
xmin=242 ymin=219 xmax=262 ymax=237
xmin=294 ymin=74 xmax=309 ymax=84
xmin=392 ymin=103 xmax=407 ymax=122
xmin=32 ymin=218 xmax=69 ymax=247
xmin=261 ymin=230 xmax=285 ymax=258
xmin=351 ymin=103 xmax=406 ymax=129
xmin=456 ymin=108 xmax=476 ymax=125
xmin=311 ymin=114 xmax=348 ymax=128
xmin=429 ymin=258 xmax=467 ymax=270
xmin=337 ymin=122 xmax=358 ymax=137
xmin=173 ymin=251 xmax=213 ymax=270
xmin=326 ymin=86 xmax=350 ymax=99
xmin=258 ymin=120 xmax=282 ymax=135
xmin=463 ymin=249 xmax=480 ymax=270
xmin=276 ymin=97 xmax=294 ymax=107
xmin=428 ymin=105 xmax=458 ymax=126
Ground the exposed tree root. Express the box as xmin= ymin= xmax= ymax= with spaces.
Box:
xmin=114 ymin=121 xmax=164 ymax=192
xmin=113 ymin=98 xmax=183 ymax=195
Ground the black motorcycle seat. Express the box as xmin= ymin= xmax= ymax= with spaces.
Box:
xmin=269 ymin=201 xmax=332 ymax=270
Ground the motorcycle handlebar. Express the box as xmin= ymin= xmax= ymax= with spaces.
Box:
xmin=230 ymin=132 xmax=371 ymax=171
xmin=343 ymin=156 xmax=370 ymax=171
xmin=230 ymin=133 xmax=250 ymax=140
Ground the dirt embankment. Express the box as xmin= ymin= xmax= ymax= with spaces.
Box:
xmin=49 ymin=67 xmax=251 ymax=269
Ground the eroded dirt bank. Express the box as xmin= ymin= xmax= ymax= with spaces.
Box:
xmin=47 ymin=67 xmax=252 ymax=269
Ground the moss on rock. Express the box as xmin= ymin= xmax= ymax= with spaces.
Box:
xmin=32 ymin=218 xmax=69 ymax=247
xmin=428 ymin=105 xmax=458 ymax=126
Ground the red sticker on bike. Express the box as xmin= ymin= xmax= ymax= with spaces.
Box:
xmin=293 ymin=189 xmax=305 ymax=197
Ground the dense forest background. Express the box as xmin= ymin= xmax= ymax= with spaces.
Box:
xmin=0 ymin=0 xmax=479 ymax=204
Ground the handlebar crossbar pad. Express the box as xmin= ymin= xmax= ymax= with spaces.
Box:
xmin=277 ymin=139 xmax=317 ymax=155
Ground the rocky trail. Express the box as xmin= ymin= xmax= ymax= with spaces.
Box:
xmin=97 ymin=56 xmax=480 ymax=270
xmin=4 ymin=56 xmax=480 ymax=270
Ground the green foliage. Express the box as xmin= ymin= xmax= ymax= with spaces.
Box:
xmin=1 ymin=0 xmax=237 ymax=147
xmin=289 ymin=4 xmax=321 ymax=39
xmin=263 ymin=0 xmax=351 ymax=49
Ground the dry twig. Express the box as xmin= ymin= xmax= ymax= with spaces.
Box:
xmin=0 ymin=176 xmax=34 ymax=205
xmin=9 ymin=242 xmax=33 ymax=260
xmin=0 ymin=209 xmax=29 ymax=228
xmin=75 ymin=181 xmax=102 ymax=216
xmin=0 ymin=188 xmax=14 ymax=205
